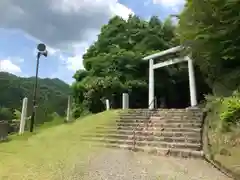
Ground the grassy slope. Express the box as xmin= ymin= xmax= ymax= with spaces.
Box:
xmin=0 ymin=110 xmax=118 ymax=180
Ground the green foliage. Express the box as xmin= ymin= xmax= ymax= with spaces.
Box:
xmin=14 ymin=109 xmax=21 ymax=120
xmin=36 ymin=113 xmax=64 ymax=129
xmin=72 ymin=103 xmax=90 ymax=119
xmin=72 ymin=15 xmax=210 ymax=117
xmin=0 ymin=107 xmax=14 ymax=121
xmin=179 ymin=0 xmax=240 ymax=132
xmin=0 ymin=72 xmax=70 ymax=119
xmin=178 ymin=0 xmax=240 ymax=93
xmin=205 ymin=91 xmax=240 ymax=132
xmin=0 ymin=72 xmax=71 ymax=130
xmin=220 ymin=92 xmax=240 ymax=130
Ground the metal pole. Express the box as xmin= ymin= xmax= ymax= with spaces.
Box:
xmin=30 ymin=52 xmax=40 ymax=132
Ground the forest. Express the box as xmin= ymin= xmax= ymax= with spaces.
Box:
xmin=0 ymin=72 xmax=70 ymax=125
xmin=71 ymin=15 xmax=211 ymax=117
xmin=72 ymin=0 xmax=240 ymax=129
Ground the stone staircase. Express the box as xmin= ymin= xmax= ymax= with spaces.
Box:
xmin=81 ymin=108 xmax=204 ymax=158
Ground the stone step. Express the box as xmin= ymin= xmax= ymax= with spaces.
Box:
xmin=80 ymin=138 xmax=202 ymax=151
xmin=150 ymin=116 xmax=202 ymax=121
xmin=119 ymin=110 xmax=202 ymax=114
xmin=120 ymin=108 xmax=201 ymax=111
xmin=156 ymin=127 xmax=201 ymax=132
xmin=106 ymin=122 xmax=202 ymax=129
xmin=119 ymin=113 xmax=202 ymax=118
xmin=119 ymin=116 xmax=202 ymax=121
xmin=95 ymin=126 xmax=201 ymax=132
xmin=115 ymin=119 xmax=202 ymax=124
xmin=119 ymin=116 xmax=202 ymax=120
xmin=95 ymin=129 xmax=201 ymax=138
xmin=104 ymin=125 xmax=202 ymax=131
xmin=118 ymin=116 xmax=149 ymax=120
xmin=82 ymin=133 xmax=201 ymax=143
xmin=119 ymin=113 xmax=202 ymax=117
xmin=98 ymin=144 xmax=204 ymax=159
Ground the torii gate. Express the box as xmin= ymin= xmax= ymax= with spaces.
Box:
xmin=143 ymin=46 xmax=197 ymax=109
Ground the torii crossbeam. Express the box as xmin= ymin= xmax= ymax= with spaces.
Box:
xmin=143 ymin=46 xmax=197 ymax=109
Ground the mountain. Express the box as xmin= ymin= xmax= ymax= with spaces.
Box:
xmin=0 ymin=72 xmax=71 ymax=122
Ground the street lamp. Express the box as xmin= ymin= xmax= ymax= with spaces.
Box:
xmin=29 ymin=43 xmax=48 ymax=132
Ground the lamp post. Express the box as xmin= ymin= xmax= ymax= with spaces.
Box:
xmin=29 ymin=43 xmax=48 ymax=132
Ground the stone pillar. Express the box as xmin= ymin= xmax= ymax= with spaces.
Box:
xmin=66 ymin=96 xmax=72 ymax=122
xmin=186 ymin=56 xmax=197 ymax=107
xmin=149 ymin=59 xmax=154 ymax=109
xmin=122 ymin=93 xmax=129 ymax=109
xmin=19 ymin=97 xmax=28 ymax=135
xmin=0 ymin=121 xmax=8 ymax=141
xmin=105 ymin=99 xmax=110 ymax=110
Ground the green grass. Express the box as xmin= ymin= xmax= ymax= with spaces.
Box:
xmin=0 ymin=110 xmax=118 ymax=180
xmin=7 ymin=116 xmax=66 ymax=142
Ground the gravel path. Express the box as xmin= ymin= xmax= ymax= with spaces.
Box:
xmin=82 ymin=148 xmax=232 ymax=180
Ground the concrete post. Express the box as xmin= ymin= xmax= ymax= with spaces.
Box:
xmin=19 ymin=97 xmax=28 ymax=135
xmin=149 ymin=59 xmax=154 ymax=109
xmin=105 ymin=99 xmax=110 ymax=110
xmin=122 ymin=93 xmax=129 ymax=109
xmin=66 ymin=96 xmax=72 ymax=122
xmin=186 ymin=56 xmax=197 ymax=107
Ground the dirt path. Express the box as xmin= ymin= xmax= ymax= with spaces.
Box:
xmin=82 ymin=148 xmax=231 ymax=180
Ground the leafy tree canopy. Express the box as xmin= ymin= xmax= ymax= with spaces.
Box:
xmin=178 ymin=0 xmax=240 ymax=95
xmin=72 ymin=15 xmax=210 ymax=117
xmin=0 ymin=72 xmax=71 ymax=124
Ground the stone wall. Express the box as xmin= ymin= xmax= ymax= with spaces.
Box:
xmin=0 ymin=121 xmax=9 ymax=141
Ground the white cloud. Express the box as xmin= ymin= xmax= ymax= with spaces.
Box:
xmin=0 ymin=59 xmax=21 ymax=74
xmin=0 ymin=0 xmax=133 ymax=73
xmin=56 ymin=42 xmax=89 ymax=71
xmin=66 ymin=41 xmax=94 ymax=71
xmin=66 ymin=55 xmax=85 ymax=71
xmin=0 ymin=0 xmax=133 ymax=51
xmin=153 ymin=0 xmax=183 ymax=6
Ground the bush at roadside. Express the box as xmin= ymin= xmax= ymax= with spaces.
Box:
xmin=205 ymin=91 xmax=240 ymax=132
xmin=205 ymin=91 xmax=240 ymax=177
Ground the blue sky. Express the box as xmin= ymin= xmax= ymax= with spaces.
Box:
xmin=0 ymin=0 xmax=184 ymax=84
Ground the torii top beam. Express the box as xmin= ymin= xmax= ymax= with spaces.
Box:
xmin=142 ymin=46 xmax=183 ymax=60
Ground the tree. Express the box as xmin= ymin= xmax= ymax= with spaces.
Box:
xmin=72 ymin=15 xmax=210 ymax=117
xmin=178 ymin=0 xmax=240 ymax=95
xmin=0 ymin=72 xmax=70 ymax=124
xmin=0 ymin=107 xmax=14 ymax=121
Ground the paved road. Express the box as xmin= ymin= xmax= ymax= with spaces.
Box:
xmin=82 ymin=148 xmax=231 ymax=180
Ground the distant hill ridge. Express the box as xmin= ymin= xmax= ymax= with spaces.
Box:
xmin=0 ymin=72 xmax=71 ymax=118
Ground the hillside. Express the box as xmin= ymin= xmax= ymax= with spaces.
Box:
xmin=0 ymin=72 xmax=71 ymax=122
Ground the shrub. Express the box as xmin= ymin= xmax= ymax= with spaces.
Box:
xmin=0 ymin=107 xmax=14 ymax=121
xmin=220 ymin=93 xmax=240 ymax=131
xmin=14 ymin=109 xmax=21 ymax=120
xmin=205 ymin=91 xmax=240 ymax=132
